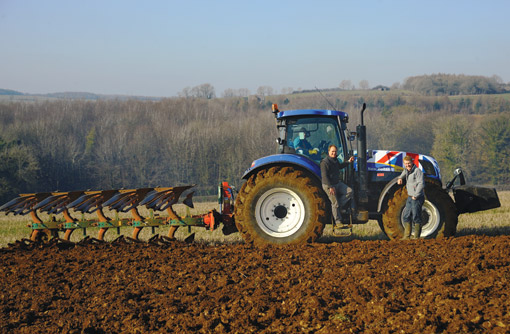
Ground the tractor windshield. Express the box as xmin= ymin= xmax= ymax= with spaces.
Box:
xmin=286 ymin=117 xmax=346 ymax=164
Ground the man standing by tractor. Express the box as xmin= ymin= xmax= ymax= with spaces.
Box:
xmin=397 ymin=155 xmax=425 ymax=239
xmin=320 ymin=144 xmax=354 ymax=227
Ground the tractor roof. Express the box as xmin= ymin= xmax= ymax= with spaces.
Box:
xmin=277 ymin=109 xmax=348 ymax=120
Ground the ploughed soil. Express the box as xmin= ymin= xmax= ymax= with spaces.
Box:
xmin=0 ymin=235 xmax=509 ymax=334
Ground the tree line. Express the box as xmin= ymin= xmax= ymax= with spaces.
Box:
xmin=175 ymin=74 xmax=510 ymax=99
xmin=402 ymin=74 xmax=508 ymax=96
xmin=0 ymin=90 xmax=509 ymax=204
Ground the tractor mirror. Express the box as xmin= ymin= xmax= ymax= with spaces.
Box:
xmin=454 ymin=167 xmax=466 ymax=185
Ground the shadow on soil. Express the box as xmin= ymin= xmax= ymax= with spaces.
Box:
xmin=317 ymin=225 xmax=510 ymax=244
xmin=317 ymin=225 xmax=388 ymax=244
xmin=456 ymin=226 xmax=510 ymax=237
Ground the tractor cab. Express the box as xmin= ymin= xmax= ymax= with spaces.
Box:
xmin=273 ymin=105 xmax=350 ymax=166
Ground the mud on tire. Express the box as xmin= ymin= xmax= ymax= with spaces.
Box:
xmin=234 ymin=166 xmax=328 ymax=246
xmin=382 ymin=181 xmax=458 ymax=239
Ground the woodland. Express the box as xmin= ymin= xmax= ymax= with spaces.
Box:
xmin=0 ymin=74 xmax=509 ymax=204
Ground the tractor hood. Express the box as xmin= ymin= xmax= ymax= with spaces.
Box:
xmin=364 ymin=150 xmax=442 ymax=181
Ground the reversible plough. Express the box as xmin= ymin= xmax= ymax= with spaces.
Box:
xmin=0 ymin=182 xmax=235 ymax=243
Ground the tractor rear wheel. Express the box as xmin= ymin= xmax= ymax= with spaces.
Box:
xmin=381 ymin=183 xmax=458 ymax=239
xmin=234 ymin=166 xmax=328 ymax=246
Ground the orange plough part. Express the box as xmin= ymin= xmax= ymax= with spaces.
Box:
xmin=0 ymin=182 xmax=238 ymax=242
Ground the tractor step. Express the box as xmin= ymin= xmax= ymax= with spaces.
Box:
xmin=333 ymin=223 xmax=352 ymax=237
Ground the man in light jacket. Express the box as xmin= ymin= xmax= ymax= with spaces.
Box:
xmin=397 ymin=155 xmax=425 ymax=239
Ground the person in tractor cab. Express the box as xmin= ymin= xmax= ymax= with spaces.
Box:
xmin=397 ymin=155 xmax=425 ymax=239
xmin=320 ymin=144 xmax=354 ymax=227
xmin=293 ymin=127 xmax=313 ymax=152
xmin=293 ymin=127 xmax=321 ymax=159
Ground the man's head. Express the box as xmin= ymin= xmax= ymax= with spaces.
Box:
xmin=328 ymin=144 xmax=338 ymax=159
xmin=403 ymin=155 xmax=414 ymax=171
xmin=298 ymin=127 xmax=309 ymax=140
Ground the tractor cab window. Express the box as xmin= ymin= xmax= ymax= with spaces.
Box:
xmin=286 ymin=117 xmax=345 ymax=164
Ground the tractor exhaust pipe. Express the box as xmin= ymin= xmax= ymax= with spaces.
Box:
xmin=356 ymin=103 xmax=369 ymax=213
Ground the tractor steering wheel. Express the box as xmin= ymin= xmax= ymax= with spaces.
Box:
xmin=318 ymin=140 xmax=330 ymax=154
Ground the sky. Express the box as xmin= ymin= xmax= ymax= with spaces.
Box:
xmin=1 ymin=0 xmax=509 ymax=97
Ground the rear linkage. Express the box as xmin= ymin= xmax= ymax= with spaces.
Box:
xmin=0 ymin=182 xmax=236 ymax=243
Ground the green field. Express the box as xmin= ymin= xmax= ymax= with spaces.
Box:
xmin=0 ymin=191 xmax=508 ymax=248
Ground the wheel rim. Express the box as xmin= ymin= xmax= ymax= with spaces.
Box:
xmin=400 ymin=199 xmax=440 ymax=237
xmin=420 ymin=200 xmax=440 ymax=237
xmin=254 ymin=187 xmax=305 ymax=238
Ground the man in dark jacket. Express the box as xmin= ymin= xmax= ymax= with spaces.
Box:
xmin=397 ymin=155 xmax=425 ymax=239
xmin=320 ymin=144 xmax=354 ymax=226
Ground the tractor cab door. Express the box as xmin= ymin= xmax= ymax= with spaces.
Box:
xmin=285 ymin=116 xmax=348 ymax=167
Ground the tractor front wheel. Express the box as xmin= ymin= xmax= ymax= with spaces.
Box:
xmin=234 ymin=166 xmax=328 ymax=246
xmin=382 ymin=183 xmax=458 ymax=239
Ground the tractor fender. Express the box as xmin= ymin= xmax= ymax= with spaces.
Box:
xmin=242 ymin=154 xmax=321 ymax=182
xmin=377 ymin=176 xmax=401 ymax=213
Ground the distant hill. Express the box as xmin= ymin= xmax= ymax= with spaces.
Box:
xmin=0 ymin=89 xmax=162 ymax=102
xmin=403 ymin=74 xmax=509 ymax=95
xmin=0 ymin=89 xmax=24 ymax=95
xmin=42 ymin=92 xmax=102 ymax=100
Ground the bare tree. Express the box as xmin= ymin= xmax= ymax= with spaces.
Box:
xmin=191 ymin=83 xmax=216 ymax=99
xmin=178 ymin=87 xmax=191 ymax=98
xmin=491 ymin=74 xmax=503 ymax=84
xmin=222 ymin=88 xmax=236 ymax=98
xmin=431 ymin=116 xmax=473 ymax=181
xmin=339 ymin=80 xmax=352 ymax=90
xmin=359 ymin=80 xmax=370 ymax=90
xmin=222 ymin=88 xmax=251 ymax=98
xmin=256 ymin=86 xmax=274 ymax=101
xmin=237 ymin=88 xmax=250 ymax=97
xmin=281 ymin=87 xmax=294 ymax=95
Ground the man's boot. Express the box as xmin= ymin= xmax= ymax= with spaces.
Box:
xmin=401 ymin=222 xmax=412 ymax=240
xmin=411 ymin=223 xmax=422 ymax=239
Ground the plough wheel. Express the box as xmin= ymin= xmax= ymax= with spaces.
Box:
xmin=30 ymin=229 xmax=58 ymax=242
xmin=168 ymin=226 xmax=178 ymax=239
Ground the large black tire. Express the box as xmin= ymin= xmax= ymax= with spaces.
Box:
xmin=234 ymin=166 xmax=328 ymax=246
xmin=381 ymin=182 xmax=458 ymax=239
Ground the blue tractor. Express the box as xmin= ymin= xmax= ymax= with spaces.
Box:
xmin=233 ymin=104 xmax=501 ymax=245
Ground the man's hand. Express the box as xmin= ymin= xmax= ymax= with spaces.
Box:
xmin=348 ymin=156 xmax=355 ymax=163
xmin=397 ymin=178 xmax=403 ymax=185
xmin=329 ymin=187 xmax=336 ymax=196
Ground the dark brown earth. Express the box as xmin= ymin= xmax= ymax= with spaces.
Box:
xmin=0 ymin=235 xmax=509 ymax=334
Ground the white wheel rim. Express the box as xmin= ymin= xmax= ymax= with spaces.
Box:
xmin=254 ymin=187 xmax=305 ymax=238
xmin=400 ymin=199 xmax=440 ymax=237
xmin=420 ymin=200 xmax=440 ymax=237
